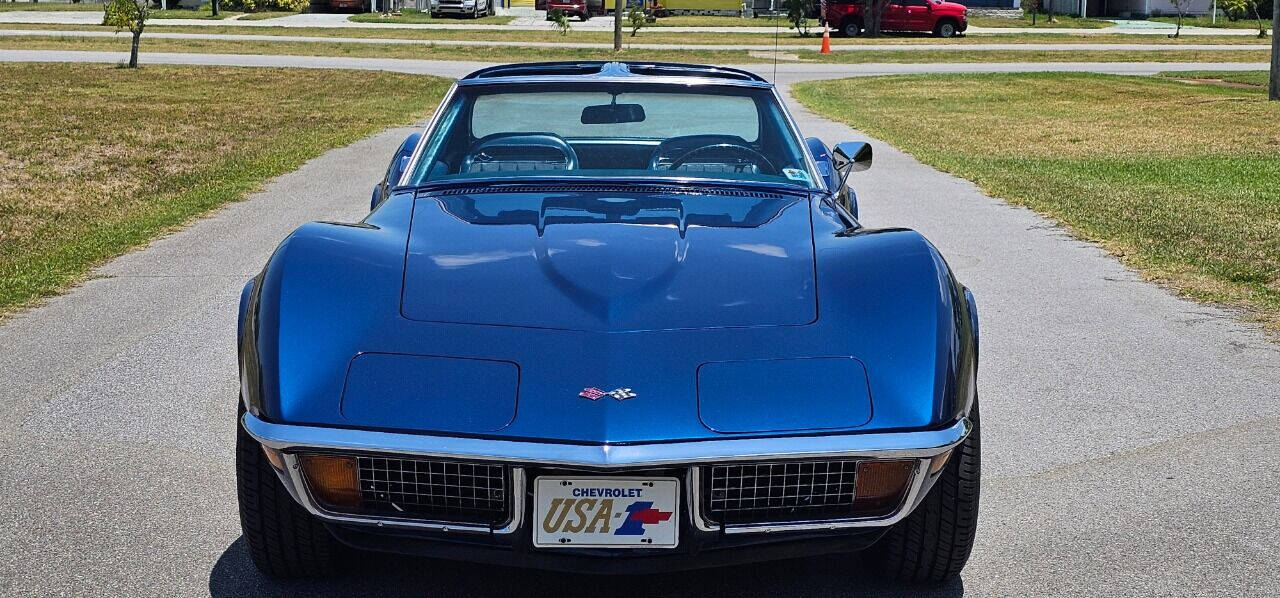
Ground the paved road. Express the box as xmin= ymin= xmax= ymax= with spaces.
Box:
xmin=2 ymin=28 xmax=1272 ymax=52
xmin=0 ymin=48 xmax=1271 ymax=80
xmin=1 ymin=54 xmax=1278 ymax=597
xmin=0 ymin=9 xmax=1271 ymax=34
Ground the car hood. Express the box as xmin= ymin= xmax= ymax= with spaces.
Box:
xmin=939 ymin=2 xmax=967 ymax=12
xmin=400 ymin=187 xmax=818 ymax=332
xmin=252 ymin=189 xmax=967 ymax=443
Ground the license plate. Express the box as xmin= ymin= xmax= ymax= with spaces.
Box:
xmin=533 ymin=477 xmax=680 ymax=549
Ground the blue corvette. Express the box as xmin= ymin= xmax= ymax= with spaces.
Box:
xmin=237 ymin=62 xmax=980 ymax=582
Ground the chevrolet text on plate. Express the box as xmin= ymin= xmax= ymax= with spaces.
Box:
xmin=237 ymin=62 xmax=980 ymax=582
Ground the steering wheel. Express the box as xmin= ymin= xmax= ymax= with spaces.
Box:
xmin=665 ymin=143 xmax=778 ymax=175
xmin=462 ymin=132 xmax=579 ymax=172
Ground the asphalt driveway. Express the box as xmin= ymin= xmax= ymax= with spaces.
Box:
xmin=0 ymin=57 xmax=1277 ymax=597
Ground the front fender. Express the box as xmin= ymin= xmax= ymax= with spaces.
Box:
xmin=812 ymin=200 xmax=978 ymax=430
xmin=241 ymin=191 xmax=414 ymax=422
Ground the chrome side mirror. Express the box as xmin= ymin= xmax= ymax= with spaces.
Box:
xmin=831 ymin=141 xmax=872 ymax=190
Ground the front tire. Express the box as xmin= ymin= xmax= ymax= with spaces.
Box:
xmin=841 ymin=18 xmax=863 ymax=37
xmin=935 ymin=19 xmax=958 ymax=37
xmin=865 ymin=400 xmax=980 ymax=583
xmin=236 ymin=416 xmax=343 ymax=578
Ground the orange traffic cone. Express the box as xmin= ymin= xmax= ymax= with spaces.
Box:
xmin=820 ymin=24 xmax=832 ymax=54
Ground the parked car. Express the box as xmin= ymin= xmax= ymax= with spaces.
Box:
xmin=236 ymin=61 xmax=981 ymax=582
xmin=429 ymin=0 xmax=494 ymax=17
xmin=827 ymin=0 xmax=968 ymax=37
xmin=328 ymin=0 xmax=365 ymax=12
xmin=546 ymin=0 xmax=604 ymax=20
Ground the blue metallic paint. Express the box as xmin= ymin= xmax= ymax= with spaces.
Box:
xmin=696 ymin=357 xmax=873 ymax=433
xmin=339 ymin=353 xmax=520 ymax=433
xmin=237 ymin=63 xmax=977 ymax=446
xmin=401 ymin=190 xmax=817 ymax=332
xmin=240 ymin=185 xmax=975 ymax=442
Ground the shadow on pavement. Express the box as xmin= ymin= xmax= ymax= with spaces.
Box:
xmin=209 ymin=536 xmax=965 ymax=598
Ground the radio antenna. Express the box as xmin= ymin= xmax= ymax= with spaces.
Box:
xmin=772 ymin=8 xmax=780 ymax=83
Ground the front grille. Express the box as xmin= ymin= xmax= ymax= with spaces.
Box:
xmin=703 ymin=460 xmax=861 ymax=525
xmin=357 ymin=457 xmax=510 ymax=526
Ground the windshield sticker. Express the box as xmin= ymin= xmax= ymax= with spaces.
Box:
xmin=783 ymin=168 xmax=811 ymax=183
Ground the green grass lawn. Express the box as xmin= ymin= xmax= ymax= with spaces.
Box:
xmin=0 ymin=1 xmax=101 ymax=10
xmin=1157 ymin=69 xmax=1271 ymax=86
xmin=1150 ymin=15 xmax=1273 ymax=30
xmin=7 ymin=21 xmax=1271 ymax=44
xmin=793 ymin=73 xmax=1280 ymax=331
xmin=348 ymin=9 xmax=514 ymax=24
xmin=150 ymin=6 xmax=243 ymax=19
xmin=0 ymin=63 xmax=449 ymax=314
xmin=0 ymin=34 xmax=1269 ymax=63
xmin=969 ymin=14 xmax=1114 ymax=28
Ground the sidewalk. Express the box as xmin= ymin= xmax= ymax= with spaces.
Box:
xmin=0 ymin=10 xmax=1269 ymax=35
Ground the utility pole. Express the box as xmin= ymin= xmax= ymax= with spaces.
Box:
xmin=1272 ymin=0 xmax=1279 ymax=100
xmin=613 ymin=0 xmax=623 ymax=50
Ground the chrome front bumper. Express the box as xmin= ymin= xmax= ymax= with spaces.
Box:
xmin=243 ymin=413 xmax=970 ymax=536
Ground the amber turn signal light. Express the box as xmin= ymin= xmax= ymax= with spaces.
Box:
xmin=853 ymin=460 xmax=916 ymax=516
xmin=299 ymin=455 xmax=362 ymax=510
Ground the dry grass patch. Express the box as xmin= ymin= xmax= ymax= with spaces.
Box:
xmin=793 ymin=73 xmax=1280 ymax=331
xmin=0 ymin=63 xmax=449 ymax=313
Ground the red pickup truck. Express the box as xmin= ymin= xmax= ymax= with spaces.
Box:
xmin=826 ymin=0 xmax=968 ymax=37
xmin=545 ymin=0 xmax=604 ymax=20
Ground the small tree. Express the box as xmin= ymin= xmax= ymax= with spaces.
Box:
xmin=1166 ymin=0 xmax=1200 ymax=37
xmin=1222 ymin=0 xmax=1268 ymax=36
xmin=783 ymin=0 xmax=813 ymax=36
xmin=627 ymin=4 xmax=646 ymax=36
xmin=103 ymin=0 xmax=148 ymax=68
xmin=1023 ymin=0 xmax=1041 ymax=25
xmin=549 ymin=8 xmax=571 ymax=35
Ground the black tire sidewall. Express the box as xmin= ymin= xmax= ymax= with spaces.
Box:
xmin=864 ymin=401 xmax=981 ymax=583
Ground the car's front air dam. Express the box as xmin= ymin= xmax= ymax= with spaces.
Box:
xmin=325 ymin=520 xmax=888 ymax=574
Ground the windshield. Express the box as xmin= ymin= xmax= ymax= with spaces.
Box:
xmin=405 ymin=82 xmax=818 ymax=189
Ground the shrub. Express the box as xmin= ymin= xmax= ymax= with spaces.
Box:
xmin=222 ymin=0 xmax=306 ymax=11
xmin=549 ymin=8 xmax=570 ymax=34
xmin=783 ymin=0 xmax=812 ymax=36
xmin=627 ymin=4 xmax=645 ymax=36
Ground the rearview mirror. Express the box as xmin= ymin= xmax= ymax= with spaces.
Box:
xmin=581 ymin=103 xmax=646 ymax=125
xmin=832 ymin=141 xmax=873 ymax=189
